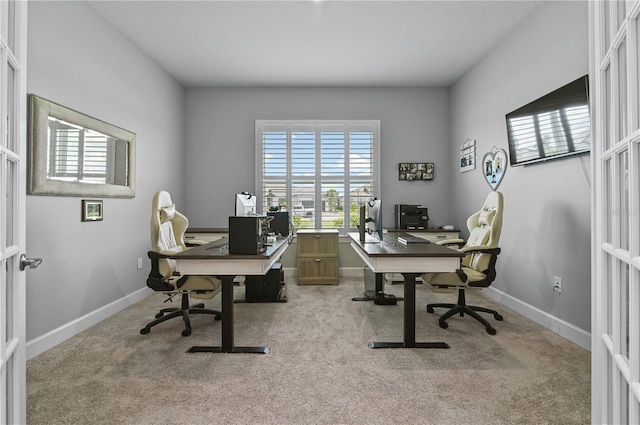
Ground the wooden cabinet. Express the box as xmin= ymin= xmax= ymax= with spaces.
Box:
xmin=184 ymin=229 xmax=228 ymax=243
xmin=296 ymin=229 xmax=339 ymax=285
xmin=405 ymin=230 xmax=459 ymax=243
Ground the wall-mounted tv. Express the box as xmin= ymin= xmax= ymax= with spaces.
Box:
xmin=505 ymin=75 xmax=590 ymax=167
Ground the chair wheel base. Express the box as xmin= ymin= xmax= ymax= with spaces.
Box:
xmin=487 ymin=327 xmax=497 ymax=335
xmin=495 ymin=314 xmax=504 ymax=321
xmin=438 ymin=321 xmax=448 ymax=329
xmin=140 ymin=327 xmax=150 ymax=335
xmin=182 ymin=329 xmax=192 ymax=337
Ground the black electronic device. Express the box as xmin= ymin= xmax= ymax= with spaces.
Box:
xmin=394 ymin=204 xmax=429 ymax=230
xmin=267 ymin=211 xmax=290 ymax=237
xmin=228 ymin=216 xmax=269 ymax=254
xmin=244 ymin=262 xmax=286 ymax=303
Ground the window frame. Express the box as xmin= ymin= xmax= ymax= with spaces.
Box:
xmin=255 ymin=120 xmax=380 ymax=235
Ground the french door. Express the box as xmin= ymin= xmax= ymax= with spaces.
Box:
xmin=591 ymin=1 xmax=640 ymax=423
xmin=0 ymin=0 xmax=27 ymax=423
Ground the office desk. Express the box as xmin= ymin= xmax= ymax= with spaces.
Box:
xmin=349 ymin=232 xmax=462 ymax=349
xmin=173 ymin=237 xmax=290 ymax=354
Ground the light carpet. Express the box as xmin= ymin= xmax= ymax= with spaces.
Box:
xmin=27 ymin=278 xmax=590 ymax=425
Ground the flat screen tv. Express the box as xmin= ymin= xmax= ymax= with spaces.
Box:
xmin=505 ymin=75 xmax=590 ymax=167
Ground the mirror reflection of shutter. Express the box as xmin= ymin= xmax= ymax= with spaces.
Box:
xmin=83 ymin=129 xmax=109 ymax=183
xmin=50 ymin=120 xmax=80 ymax=179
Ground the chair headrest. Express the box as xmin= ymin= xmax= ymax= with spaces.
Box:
xmin=159 ymin=204 xmax=176 ymax=223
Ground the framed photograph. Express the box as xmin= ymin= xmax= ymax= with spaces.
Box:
xmin=399 ymin=162 xmax=434 ymax=181
xmin=81 ymin=200 xmax=103 ymax=222
xmin=460 ymin=138 xmax=476 ymax=173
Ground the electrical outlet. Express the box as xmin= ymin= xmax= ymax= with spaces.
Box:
xmin=553 ymin=276 xmax=562 ymax=294
xmin=137 ymin=258 xmax=143 ymax=270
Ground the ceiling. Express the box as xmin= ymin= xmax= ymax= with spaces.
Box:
xmin=87 ymin=0 xmax=543 ymax=88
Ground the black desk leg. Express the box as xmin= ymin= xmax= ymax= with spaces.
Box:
xmin=369 ymin=272 xmax=449 ymax=349
xmin=188 ymin=276 xmax=270 ymax=354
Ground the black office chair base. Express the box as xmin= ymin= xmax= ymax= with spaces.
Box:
xmin=140 ymin=293 xmax=222 ymax=337
xmin=426 ymin=289 xmax=503 ymax=335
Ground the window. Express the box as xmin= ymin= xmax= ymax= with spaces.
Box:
xmin=256 ymin=120 xmax=380 ymax=233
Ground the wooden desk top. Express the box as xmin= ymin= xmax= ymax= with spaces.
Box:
xmin=348 ymin=232 xmax=462 ymax=258
xmin=173 ymin=237 xmax=290 ymax=260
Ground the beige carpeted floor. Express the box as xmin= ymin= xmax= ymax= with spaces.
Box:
xmin=27 ymin=278 xmax=590 ymax=425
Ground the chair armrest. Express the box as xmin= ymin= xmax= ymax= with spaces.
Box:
xmin=435 ymin=238 xmax=465 ymax=246
xmin=458 ymin=246 xmax=501 ymax=256
xmin=146 ymin=251 xmax=175 ymax=291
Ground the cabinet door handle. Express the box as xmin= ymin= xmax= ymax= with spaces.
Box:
xmin=314 ymin=235 xmax=321 ymax=238
xmin=315 ymin=258 xmax=321 ymax=262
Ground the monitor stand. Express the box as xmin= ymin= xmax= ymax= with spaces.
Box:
xmin=352 ymin=269 xmax=404 ymax=304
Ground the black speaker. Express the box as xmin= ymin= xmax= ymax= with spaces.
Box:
xmin=228 ymin=216 xmax=269 ymax=254
xmin=245 ymin=263 xmax=285 ymax=302
xmin=267 ymin=211 xmax=290 ymax=236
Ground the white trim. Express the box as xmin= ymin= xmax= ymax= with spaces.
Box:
xmin=484 ymin=287 xmax=591 ymax=351
xmin=339 ymin=268 xmax=592 ymax=350
xmin=26 ymin=287 xmax=153 ymax=360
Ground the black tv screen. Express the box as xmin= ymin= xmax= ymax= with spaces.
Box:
xmin=506 ymin=75 xmax=590 ymax=167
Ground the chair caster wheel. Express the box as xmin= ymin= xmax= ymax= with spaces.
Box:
xmin=215 ymin=315 xmax=222 ymax=321
xmin=426 ymin=306 xmax=435 ymax=313
xmin=155 ymin=312 xmax=163 ymax=319
xmin=495 ymin=314 xmax=504 ymax=321
xmin=487 ymin=327 xmax=497 ymax=335
xmin=182 ymin=329 xmax=191 ymax=337
xmin=140 ymin=327 xmax=150 ymax=335
xmin=439 ymin=321 xmax=448 ymax=329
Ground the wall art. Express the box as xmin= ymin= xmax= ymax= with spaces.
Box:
xmin=460 ymin=138 xmax=476 ymax=172
xmin=482 ymin=146 xmax=508 ymax=191
xmin=399 ymin=163 xmax=434 ymax=181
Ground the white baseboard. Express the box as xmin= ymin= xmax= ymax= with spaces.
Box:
xmin=484 ymin=287 xmax=591 ymax=351
xmin=26 ymin=274 xmax=591 ymax=359
xmin=26 ymin=287 xmax=153 ymax=360
xmin=339 ymin=268 xmax=591 ymax=351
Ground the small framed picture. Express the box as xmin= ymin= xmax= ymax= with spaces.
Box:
xmin=81 ymin=200 xmax=103 ymax=222
xmin=399 ymin=162 xmax=434 ymax=181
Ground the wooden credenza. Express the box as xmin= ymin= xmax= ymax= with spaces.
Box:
xmin=296 ymin=229 xmax=339 ymax=285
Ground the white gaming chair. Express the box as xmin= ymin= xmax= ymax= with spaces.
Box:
xmin=423 ymin=191 xmax=504 ymax=335
xmin=140 ymin=190 xmax=222 ymax=337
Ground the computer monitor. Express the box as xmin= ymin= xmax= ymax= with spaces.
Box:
xmin=366 ymin=198 xmax=383 ymax=241
xmin=235 ymin=192 xmax=256 ymax=216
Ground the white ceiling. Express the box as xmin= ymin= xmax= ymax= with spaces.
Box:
xmin=87 ymin=0 xmax=543 ymax=88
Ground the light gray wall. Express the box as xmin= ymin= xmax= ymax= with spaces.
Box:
xmin=26 ymin=1 xmax=184 ymax=340
xmin=183 ymin=87 xmax=452 ymax=229
xmin=449 ymin=1 xmax=591 ymax=332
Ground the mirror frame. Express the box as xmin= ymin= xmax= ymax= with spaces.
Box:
xmin=28 ymin=94 xmax=136 ymax=198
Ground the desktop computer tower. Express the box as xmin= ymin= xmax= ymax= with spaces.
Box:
xmin=245 ymin=262 xmax=285 ymax=302
xmin=228 ymin=216 xmax=269 ymax=254
xmin=394 ymin=204 xmax=429 ymax=230
xmin=267 ymin=211 xmax=290 ymax=237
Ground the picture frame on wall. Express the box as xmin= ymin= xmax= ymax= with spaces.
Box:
xmin=460 ymin=138 xmax=476 ymax=173
xmin=81 ymin=199 xmax=103 ymax=222
xmin=399 ymin=162 xmax=434 ymax=181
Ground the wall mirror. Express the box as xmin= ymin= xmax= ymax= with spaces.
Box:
xmin=28 ymin=94 xmax=136 ymax=198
